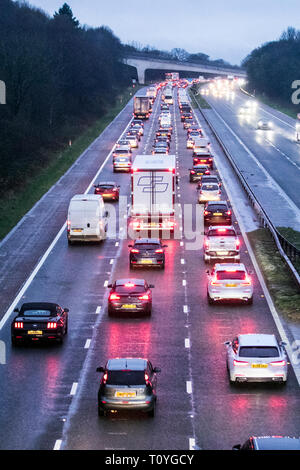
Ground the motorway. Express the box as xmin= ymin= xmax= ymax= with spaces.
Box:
xmin=0 ymin=85 xmax=299 ymax=450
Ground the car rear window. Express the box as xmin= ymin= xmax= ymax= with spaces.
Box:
xmin=115 ymin=285 xmax=146 ymax=294
xmin=207 ymin=205 xmax=226 ymax=211
xmin=239 ymin=346 xmax=279 ymax=358
xmin=114 ymin=156 xmax=130 ymax=162
xmin=22 ymin=309 xmax=52 ymax=317
xmin=115 ymin=149 xmax=129 ymax=154
xmin=202 ymin=184 xmax=219 ymax=190
xmin=208 ymin=229 xmax=236 ymax=236
xmin=134 ymin=244 xmax=160 ymax=250
xmin=98 ymin=185 xmax=114 ymax=189
xmin=106 ymin=370 xmax=145 ymax=386
xmin=216 ymin=271 xmax=246 ymax=280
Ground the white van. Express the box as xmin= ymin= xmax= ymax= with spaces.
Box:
xmin=67 ymin=194 xmax=108 ymax=244
xmin=160 ymin=115 xmax=171 ymax=127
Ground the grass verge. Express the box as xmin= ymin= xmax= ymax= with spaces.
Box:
xmin=247 ymin=228 xmax=300 ymax=323
xmin=188 ymin=87 xmax=211 ymax=109
xmin=0 ymin=86 xmax=141 ymax=241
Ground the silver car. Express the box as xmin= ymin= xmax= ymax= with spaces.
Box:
xmin=207 ymin=263 xmax=253 ymax=304
xmin=225 ymin=334 xmax=288 ymax=384
xmin=198 ymin=183 xmax=221 ymax=203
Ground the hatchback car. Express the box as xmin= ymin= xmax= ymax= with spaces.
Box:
xmin=127 ymin=129 xmax=141 ymax=141
xmin=225 ymin=334 xmax=288 ymax=384
xmin=198 ymin=183 xmax=221 ymax=203
xmin=97 ymin=357 xmax=161 ymax=417
xmin=189 ymin=164 xmax=210 ymax=182
xmin=207 ymin=263 xmax=253 ymax=304
xmin=125 ymin=134 xmax=139 ymax=148
xmin=203 ymin=225 xmax=240 ymax=263
xmin=204 ymin=201 xmax=232 ymax=226
xmin=193 ymin=154 xmax=214 ymax=169
xmin=94 ymin=182 xmax=120 ymax=201
xmin=107 ymin=279 xmax=154 ymax=316
xmin=113 ymin=154 xmax=132 ymax=172
xmin=156 ymin=128 xmax=172 ymax=139
xmin=131 ymin=124 xmax=144 ymax=136
xmin=232 ymin=436 xmax=300 ymax=450
xmin=11 ymin=302 xmax=69 ymax=345
xmin=128 ymin=238 xmax=167 ymax=269
xmin=198 ymin=175 xmax=221 ymax=188
xmin=154 ymin=136 xmax=170 ymax=148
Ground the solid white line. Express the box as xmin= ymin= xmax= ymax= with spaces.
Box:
xmin=183 ymin=305 xmax=188 ymax=313
xmin=84 ymin=339 xmax=91 ymax=349
xmin=95 ymin=306 xmax=101 ymax=314
xmin=189 ymin=438 xmax=196 ymax=450
xmin=182 ymin=279 xmax=187 ymax=286
xmin=181 ymin=258 xmax=185 ymax=264
xmin=53 ymin=440 xmax=62 ymax=451
xmin=70 ymin=382 xmax=78 ymax=396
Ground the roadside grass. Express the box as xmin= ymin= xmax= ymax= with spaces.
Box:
xmin=0 ymin=86 xmax=141 ymax=241
xmin=247 ymin=228 xmax=300 ymax=323
xmin=277 ymin=227 xmax=300 ymax=273
xmin=188 ymin=87 xmax=211 ymax=109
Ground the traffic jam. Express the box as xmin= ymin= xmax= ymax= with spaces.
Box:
xmin=7 ymin=75 xmax=300 ymax=451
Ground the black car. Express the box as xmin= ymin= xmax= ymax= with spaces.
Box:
xmin=187 ymin=126 xmax=203 ymax=135
xmin=189 ymin=164 xmax=210 ymax=182
xmin=180 ymin=105 xmax=191 ymax=114
xmin=232 ymin=436 xmax=300 ymax=450
xmin=97 ymin=357 xmax=161 ymax=417
xmin=180 ymin=112 xmax=193 ymax=122
xmin=94 ymin=181 xmax=120 ymax=201
xmin=154 ymin=136 xmax=170 ymax=148
xmin=128 ymin=238 xmax=167 ymax=269
xmin=107 ymin=279 xmax=154 ymax=316
xmin=204 ymin=201 xmax=232 ymax=226
xmin=11 ymin=302 xmax=69 ymax=345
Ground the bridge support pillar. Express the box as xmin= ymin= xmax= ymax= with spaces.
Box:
xmin=136 ymin=66 xmax=146 ymax=85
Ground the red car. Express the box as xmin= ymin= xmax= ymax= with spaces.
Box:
xmin=94 ymin=182 xmax=120 ymax=201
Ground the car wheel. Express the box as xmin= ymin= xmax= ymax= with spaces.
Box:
xmin=160 ymin=262 xmax=165 ymax=270
xmin=147 ymin=405 xmax=155 ymax=417
xmin=146 ymin=305 xmax=152 ymax=316
xmin=108 ymin=307 xmax=115 ymax=317
xmin=64 ymin=320 xmax=68 ymax=335
xmin=98 ymin=407 xmax=106 ymax=417
xmin=11 ymin=337 xmax=20 ymax=347
xmin=68 ymin=239 xmax=73 ymax=246
xmin=247 ymin=296 xmax=253 ymax=305
xmin=207 ymin=292 xmax=214 ymax=305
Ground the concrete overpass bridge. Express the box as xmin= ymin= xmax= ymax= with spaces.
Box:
xmin=123 ymin=55 xmax=246 ymax=84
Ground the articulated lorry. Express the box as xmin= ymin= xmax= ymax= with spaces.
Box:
xmin=129 ymin=154 xmax=176 ymax=235
xmin=133 ymin=96 xmax=151 ymax=119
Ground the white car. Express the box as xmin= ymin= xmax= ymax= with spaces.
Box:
xmin=198 ymin=183 xmax=221 ymax=203
xmin=224 ymin=334 xmax=288 ymax=384
xmin=203 ymin=225 xmax=240 ymax=263
xmin=257 ymin=120 xmax=273 ymax=130
xmin=207 ymin=263 xmax=253 ymax=304
xmin=126 ymin=135 xmax=139 ymax=148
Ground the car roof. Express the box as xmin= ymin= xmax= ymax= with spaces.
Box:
xmin=115 ymin=279 xmax=146 ymax=286
xmin=238 ymin=334 xmax=278 ymax=347
xmin=253 ymin=437 xmax=300 ymax=450
xmin=206 ymin=200 xmax=227 ymax=206
xmin=115 ymin=145 xmax=131 ymax=150
xmin=106 ymin=358 xmax=147 ymax=371
xmin=134 ymin=238 xmax=160 ymax=244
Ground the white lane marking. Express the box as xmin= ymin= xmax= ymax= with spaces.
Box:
xmin=103 ymin=280 xmax=109 ymax=287
xmin=180 ymin=241 xmax=184 ymax=246
xmin=183 ymin=305 xmax=188 ymax=313
xmin=189 ymin=438 xmax=196 ymax=450
xmin=182 ymin=279 xmax=187 ymax=286
xmin=185 ymin=338 xmax=190 ymax=348
xmin=95 ymin=306 xmax=101 ymax=314
xmin=186 ymin=381 xmax=192 ymax=394
xmin=53 ymin=440 xmax=62 ymax=451
xmin=181 ymin=258 xmax=185 ymax=264
xmin=115 ymin=242 xmax=119 ymax=247
xmin=70 ymin=382 xmax=78 ymax=396
xmin=84 ymin=339 xmax=91 ymax=349
xmin=110 ymin=259 xmax=114 ymax=264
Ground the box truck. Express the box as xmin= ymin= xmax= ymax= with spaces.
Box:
xmin=133 ymin=96 xmax=151 ymax=119
xmin=130 ymin=155 xmax=176 ymax=235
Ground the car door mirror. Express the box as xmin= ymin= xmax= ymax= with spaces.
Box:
xmin=224 ymin=341 xmax=231 ymax=346
xmin=149 ymin=284 xmax=155 ymax=288
xmin=107 ymin=283 xmax=112 ymax=288
xmin=153 ymin=367 xmax=161 ymax=373
xmin=163 ymin=245 xmax=168 ymax=248
xmin=206 ymin=270 xmax=210 ymax=274
xmin=96 ymin=367 xmax=105 ymax=373
xmin=128 ymin=244 xmax=133 ymax=248
xmin=64 ymin=308 xmax=69 ymax=313
xmin=13 ymin=308 xmax=19 ymax=313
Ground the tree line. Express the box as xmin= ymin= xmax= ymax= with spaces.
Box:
xmin=243 ymin=27 xmax=300 ymax=112
xmin=0 ymin=1 xmax=134 ymax=196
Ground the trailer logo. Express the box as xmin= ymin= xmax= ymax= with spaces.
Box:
xmin=137 ymin=176 xmax=168 ymax=193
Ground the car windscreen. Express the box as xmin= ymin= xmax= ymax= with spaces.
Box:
xmin=216 ymin=271 xmax=246 ymax=280
xmin=239 ymin=346 xmax=279 ymax=358
xmin=22 ymin=309 xmax=52 ymax=317
xmin=106 ymin=370 xmax=145 ymax=386
xmin=115 ymin=285 xmax=146 ymax=294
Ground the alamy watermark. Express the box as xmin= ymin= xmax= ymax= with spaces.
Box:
xmin=0 ymin=80 xmax=6 ymax=104
xmin=291 ymin=80 xmax=300 ymax=104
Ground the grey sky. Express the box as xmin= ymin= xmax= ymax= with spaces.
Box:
xmin=24 ymin=0 xmax=299 ymax=65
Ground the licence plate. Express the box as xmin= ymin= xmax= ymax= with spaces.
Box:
xmin=226 ymin=283 xmax=237 ymax=287
xmin=72 ymin=229 xmax=83 ymax=232
xmin=141 ymin=259 xmax=152 ymax=264
xmin=213 ymin=213 xmax=222 ymax=216
xmin=200 ymin=160 xmax=207 ymax=162
xmin=252 ymin=364 xmax=268 ymax=368
xmin=115 ymin=391 xmax=136 ymax=398
xmin=121 ymin=304 xmax=137 ymax=309
xmin=28 ymin=330 xmax=43 ymax=335
xmin=217 ymin=251 xmax=228 ymax=255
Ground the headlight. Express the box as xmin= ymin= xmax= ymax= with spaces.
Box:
xmin=258 ymin=120 xmax=263 ymax=126
xmin=268 ymin=121 xmax=273 ymax=127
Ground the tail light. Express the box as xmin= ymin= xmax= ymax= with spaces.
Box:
xmin=236 ymin=239 xmax=240 ymax=249
xmin=67 ymin=220 xmax=71 ymax=233
xmin=204 ymin=211 xmax=209 ymax=216
xmin=227 ymin=210 xmax=231 ymax=215
xmin=204 ymin=240 xmax=209 ymax=248
xmin=47 ymin=322 xmax=57 ymax=329
xmin=139 ymin=294 xmax=150 ymax=300
xmin=205 ymin=170 xmax=210 ymax=174
xmin=233 ymin=359 xmax=249 ymax=366
xmin=131 ymin=249 xmax=139 ymax=253
xmin=241 ymin=276 xmax=251 ymax=286
xmin=155 ymin=248 xmax=163 ymax=253
xmin=190 ymin=170 xmax=195 ymax=174
xmin=109 ymin=293 xmax=121 ymax=301
xmin=14 ymin=322 xmax=23 ymax=329
xmin=102 ymin=372 xmax=108 ymax=383
xmin=270 ymin=360 xmax=286 ymax=367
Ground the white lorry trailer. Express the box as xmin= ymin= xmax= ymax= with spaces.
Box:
xmin=129 ymin=154 xmax=176 ymax=235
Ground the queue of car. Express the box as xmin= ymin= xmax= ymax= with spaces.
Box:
xmin=9 ymin=78 xmax=293 ymax=440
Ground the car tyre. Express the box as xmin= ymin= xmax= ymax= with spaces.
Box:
xmin=98 ymin=407 xmax=106 ymax=417
xmin=207 ymin=292 xmax=214 ymax=305
xmin=147 ymin=405 xmax=155 ymax=417
xmin=247 ymin=296 xmax=253 ymax=305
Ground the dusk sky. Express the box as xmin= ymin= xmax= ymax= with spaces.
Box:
xmin=24 ymin=0 xmax=299 ymax=65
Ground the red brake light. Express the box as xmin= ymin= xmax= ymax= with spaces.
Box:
xmin=190 ymin=170 xmax=195 ymax=174
xmin=14 ymin=322 xmax=23 ymax=329
xmin=233 ymin=359 xmax=249 ymax=366
xmin=131 ymin=249 xmax=139 ymax=253
xmin=109 ymin=293 xmax=121 ymax=301
xmin=270 ymin=360 xmax=286 ymax=367
xmin=155 ymin=248 xmax=163 ymax=253
xmin=217 ymin=228 xmax=227 ymax=232
xmin=47 ymin=322 xmax=57 ymax=329
xmin=139 ymin=294 xmax=150 ymax=300
xmin=204 ymin=210 xmax=209 ymax=216
xmin=227 ymin=210 xmax=231 ymax=215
